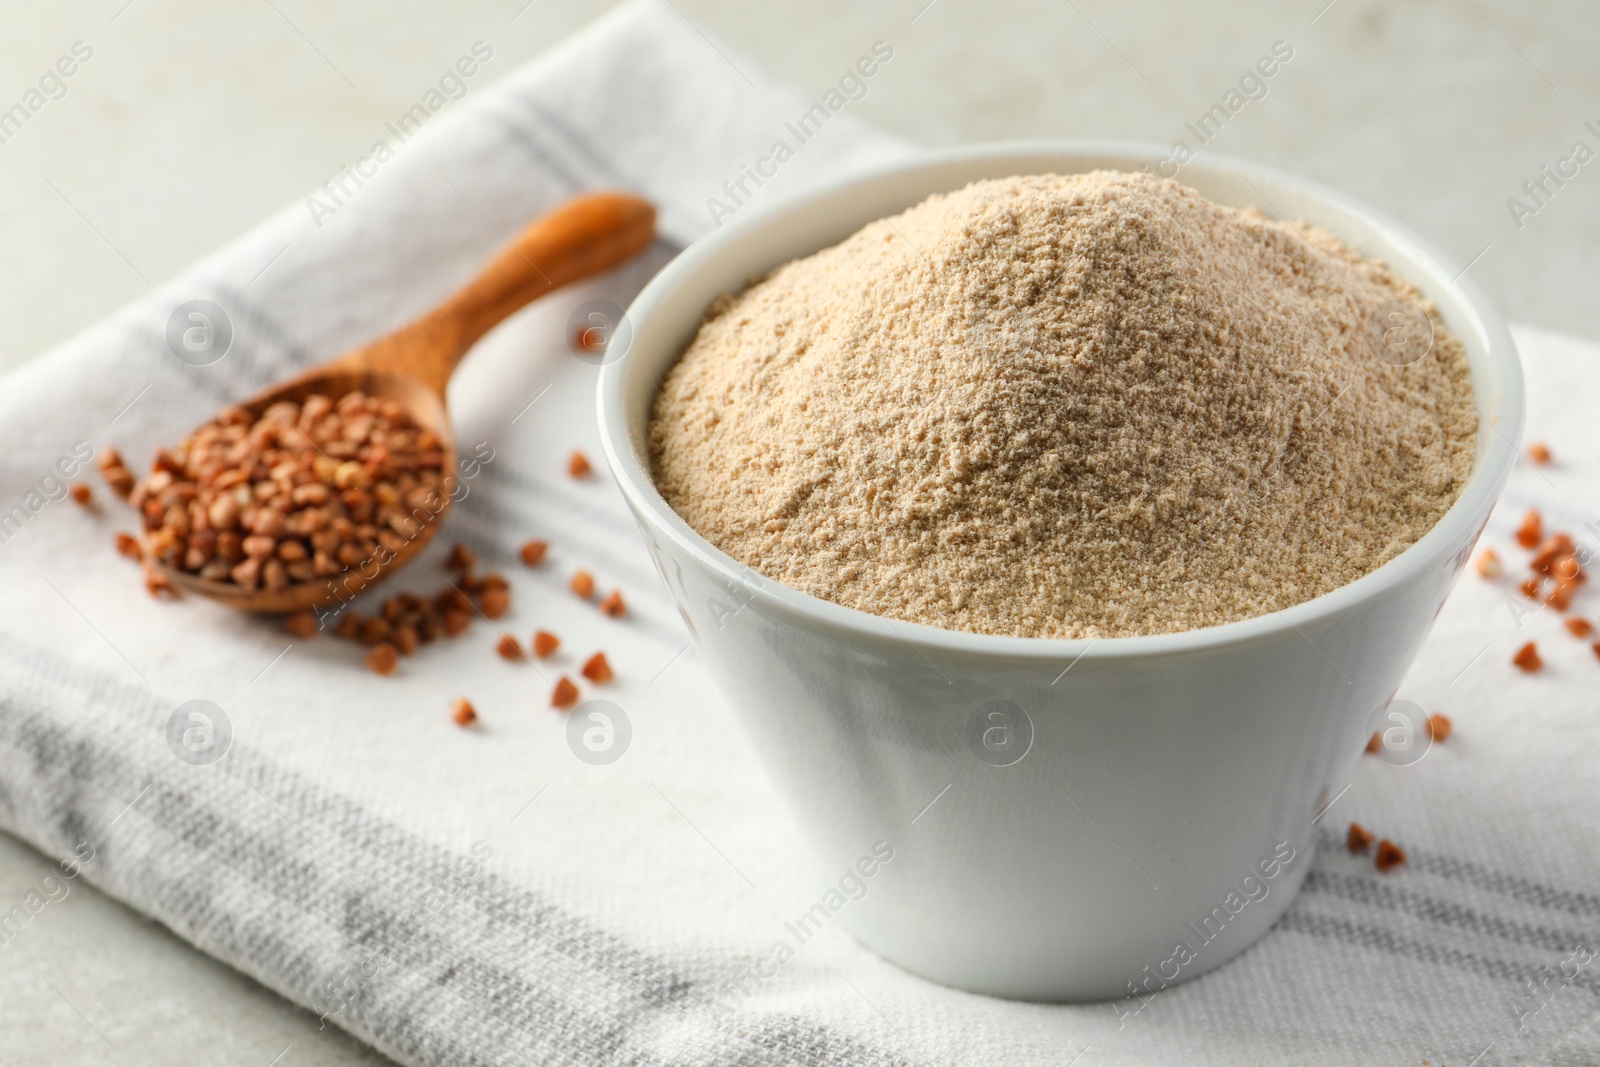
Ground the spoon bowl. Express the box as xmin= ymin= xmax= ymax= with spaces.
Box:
xmin=153 ymin=371 xmax=455 ymax=614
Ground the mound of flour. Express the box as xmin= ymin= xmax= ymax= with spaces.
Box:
xmin=649 ymin=172 xmax=1476 ymax=639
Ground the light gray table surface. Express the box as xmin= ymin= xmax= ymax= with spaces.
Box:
xmin=1 ymin=1 xmax=1593 ymax=1063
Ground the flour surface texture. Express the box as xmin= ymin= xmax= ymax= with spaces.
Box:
xmin=650 ymin=172 xmax=1477 ymax=639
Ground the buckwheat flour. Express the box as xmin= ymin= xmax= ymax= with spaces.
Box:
xmin=648 ymin=172 xmax=1477 ymax=639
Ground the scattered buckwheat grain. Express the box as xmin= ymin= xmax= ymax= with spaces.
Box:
xmin=97 ymin=448 xmax=135 ymax=499
xmin=581 ymin=652 xmax=613 ymax=684
xmin=114 ymin=532 xmax=143 ymax=561
xmin=551 ymin=676 xmax=580 ymax=709
xmin=1375 ymin=839 xmax=1407 ymax=871
xmin=1516 ymin=510 xmax=1543 ymax=549
xmin=481 ymin=585 xmax=510 ymax=619
xmin=366 ymin=642 xmax=399 ymax=675
xmin=284 ymin=611 xmax=318 ymax=638
xmin=571 ymin=570 xmax=595 ymax=599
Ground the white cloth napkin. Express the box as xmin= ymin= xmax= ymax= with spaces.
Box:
xmin=1 ymin=3 xmax=1597 ymax=1064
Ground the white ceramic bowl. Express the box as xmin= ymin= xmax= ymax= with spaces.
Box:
xmin=597 ymin=142 xmax=1523 ymax=1001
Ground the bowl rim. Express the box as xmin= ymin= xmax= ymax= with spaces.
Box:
xmin=597 ymin=139 xmax=1524 ymax=663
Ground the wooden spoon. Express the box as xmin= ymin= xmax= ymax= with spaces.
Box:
xmin=147 ymin=191 xmax=656 ymax=614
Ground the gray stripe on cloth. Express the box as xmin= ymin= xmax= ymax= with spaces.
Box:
xmin=488 ymin=78 xmax=675 ymax=196
xmin=213 ymin=280 xmax=330 ymax=383
xmin=1301 ymin=869 xmax=1597 ymax=956
xmin=1315 ymin=828 xmax=1600 ymax=923
xmin=519 ymin=99 xmax=646 ymax=191
xmin=0 ymin=649 xmax=692 ymax=1063
xmin=116 ymin=319 xmax=251 ymax=414
xmin=483 ymin=104 xmax=594 ymax=196
xmin=1278 ymin=907 xmax=1600 ymax=997
xmin=0 ymin=630 xmax=930 ymax=1067
xmin=725 ymin=1018 xmax=923 ymax=1067
xmin=1411 ymin=851 xmax=1600 ymax=924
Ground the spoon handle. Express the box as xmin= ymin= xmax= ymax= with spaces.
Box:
xmin=335 ymin=191 xmax=657 ymax=394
